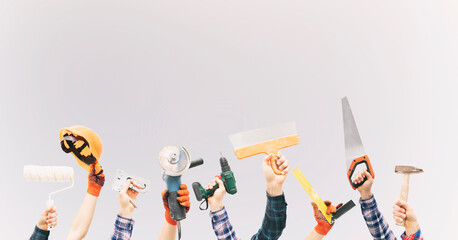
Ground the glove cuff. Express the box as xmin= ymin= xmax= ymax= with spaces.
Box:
xmin=315 ymin=224 xmax=331 ymax=236
xmin=165 ymin=210 xmax=177 ymax=225
xmin=87 ymin=180 xmax=102 ymax=197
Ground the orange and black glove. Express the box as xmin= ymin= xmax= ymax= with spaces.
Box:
xmin=87 ymin=164 xmax=105 ymax=197
xmin=162 ymin=184 xmax=190 ymax=225
xmin=312 ymin=200 xmax=343 ymax=235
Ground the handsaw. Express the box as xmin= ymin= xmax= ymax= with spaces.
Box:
xmin=342 ymin=97 xmax=375 ymax=189
xmin=229 ymin=122 xmax=299 ymax=175
xmin=292 ymin=168 xmax=355 ymax=224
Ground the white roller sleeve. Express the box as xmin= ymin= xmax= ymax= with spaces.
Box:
xmin=24 ymin=165 xmax=74 ymax=182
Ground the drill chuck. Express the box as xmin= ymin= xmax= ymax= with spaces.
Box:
xmin=192 ymin=153 xmax=237 ymax=209
xmin=220 ymin=156 xmax=231 ymax=172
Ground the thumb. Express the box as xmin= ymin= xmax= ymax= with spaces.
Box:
xmin=311 ymin=202 xmax=319 ymax=212
xmin=121 ymin=180 xmax=132 ymax=195
xmin=215 ymin=177 xmax=224 ymax=186
xmin=42 ymin=208 xmax=51 ymax=216
xmin=214 ymin=177 xmax=226 ymax=194
xmin=49 ymin=206 xmax=57 ymax=214
xmin=363 ymin=169 xmax=373 ymax=180
xmin=161 ymin=190 xmax=168 ymax=203
xmin=264 ymin=154 xmax=273 ymax=165
xmin=395 ymin=199 xmax=409 ymax=209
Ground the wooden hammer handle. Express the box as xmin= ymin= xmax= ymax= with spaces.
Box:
xmin=396 ymin=174 xmax=410 ymax=226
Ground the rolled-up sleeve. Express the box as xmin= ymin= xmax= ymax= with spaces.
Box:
xmin=110 ymin=215 xmax=135 ymax=240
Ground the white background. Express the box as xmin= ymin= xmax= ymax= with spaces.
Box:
xmin=1 ymin=0 xmax=457 ymax=239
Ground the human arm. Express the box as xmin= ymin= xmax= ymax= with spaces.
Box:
xmin=110 ymin=179 xmax=143 ymax=240
xmin=251 ymin=152 xmax=289 ymax=240
xmin=393 ymin=200 xmax=423 ymax=240
xmin=29 ymin=206 xmax=58 ymax=240
xmin=354 ymin=169 xmax=396 ymax=240
xmin=157 ymin=184 xmax=190 ymax=240
xmin=304 ymin=231 xmax=324 ymax=240
xmin=66 ymin=164 xmax=104 ymax=240
xmin=205 ymin=177 xmax=241 ymax=240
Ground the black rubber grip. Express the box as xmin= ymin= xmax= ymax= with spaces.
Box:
xmin=190 ymin=158 xmax=204 ymax=169
xmin=332 ymin=200 xmax=356 ymax=222
xmin=349 ymin=161 xmax=372 ymax=189
xmin=207 ymin=184 xmax=218 ymax=197
xmin=192 ymin=182 xmax=203 ymax=201
xmin=167 ymin=191 xmax=186 ymax=221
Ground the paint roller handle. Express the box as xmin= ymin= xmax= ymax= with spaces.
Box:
xmin=46 ymin=199 xmax=55 ymax=230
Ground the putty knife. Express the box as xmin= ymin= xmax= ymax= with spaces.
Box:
xmin=229 ymin=122 xmax=299 ymax=175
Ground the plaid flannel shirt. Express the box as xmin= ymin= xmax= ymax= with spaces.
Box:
xmin=360 ymin=195 xmax=423 ymax=240
xmin=110 ymin=215 xmax=135 ymax=240
xmin=29 ymin=226 xmax=49 ymax=240
xmin=210 ymin=206 xmax=242 ymax=240
xmin=211 ymin=193 xmax=287 ymax=240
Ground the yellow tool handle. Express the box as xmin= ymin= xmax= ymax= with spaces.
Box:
xmin=269 ymin=153 xmax=283 ymax=175
xmin=292 ymin=168 xmax=332 ymax=223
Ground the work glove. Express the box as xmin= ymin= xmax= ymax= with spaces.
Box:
xmin=162 ymin=184 xmax=190 ymax=225
xmin=312 ymin=200 xmax=343 ymax=235
xmin=87 ymin=164 xmax=105 ymax=197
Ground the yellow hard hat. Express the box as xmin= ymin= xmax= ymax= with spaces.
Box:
xmin=59 ymin=126 xmax=103 ymax=173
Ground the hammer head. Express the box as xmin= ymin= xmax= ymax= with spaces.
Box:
xmin=395 ymin=165 xmax=424 ymax=174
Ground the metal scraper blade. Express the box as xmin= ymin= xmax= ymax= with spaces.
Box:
xmin=229 ymin=121 xmax=297 ymax=149
xmin=342 ymin=97 xmax=366 ymax=170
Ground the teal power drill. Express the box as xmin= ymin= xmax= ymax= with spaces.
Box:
xmin=192 ymin=153 xmax=237 ymax=210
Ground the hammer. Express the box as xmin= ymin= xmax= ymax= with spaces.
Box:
xmin=394 ymin=165 xmax=423 ymax=226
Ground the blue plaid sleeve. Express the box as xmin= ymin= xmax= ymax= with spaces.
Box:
xmin=29 ymin=226 xmax=50 ymax=240
xmin=210 ymin=206 xmax=241 ymax=240
xmin=360 ymin=195 xmax=397 ymax=240
xmin=251 ymin=192 xmax=287 ymax=240
xmin=401 ymin=229 xmax=423 ymax=240
xmin=110 ymin=215 xmax=135 ymax=240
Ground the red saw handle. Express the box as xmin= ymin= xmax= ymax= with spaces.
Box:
xmin=347 ymin=155 xmax=375 ymax=190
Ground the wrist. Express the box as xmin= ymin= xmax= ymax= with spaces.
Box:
xmin=360 ymin=191 xmax=373 ymax=200
xmin=312 ymin=229 xmax=325 ymax=239
xmin=118 ymin=208 xmax=134 ymax=219
xmin=36 ymin=223 xmax=48 ymax=231
xmin=210 ymin=202 xmax=224 ymax=212
xmin=405 ymin=221 xmax=420 ymax=235
xmin=266 ymin=183 xmax=283 ymax=196
xmin=87 ymin=181 xmax=102 ymax=197
xmin=314 ymin=224 xmax=331 ymax=236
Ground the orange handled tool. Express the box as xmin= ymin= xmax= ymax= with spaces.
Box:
xmin=342 ymin=97 xmax=375 ymax=189
xmin=229 ymin=122 xmax=299 ymax=175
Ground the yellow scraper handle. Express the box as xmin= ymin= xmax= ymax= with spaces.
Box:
xmin=292 ymin=168 xmax=332 ymax=224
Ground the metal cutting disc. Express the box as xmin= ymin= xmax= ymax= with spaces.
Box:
xmin=158 ymin=145 xmax=191 ymax=176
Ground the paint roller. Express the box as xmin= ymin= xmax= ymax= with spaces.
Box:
xmin=24 ymin=165 xmax=74 ymax=229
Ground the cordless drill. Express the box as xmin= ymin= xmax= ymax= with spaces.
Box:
xmin=192 ymin=153 xmax=237 ymax=210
